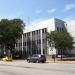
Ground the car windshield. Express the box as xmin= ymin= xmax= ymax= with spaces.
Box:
xmin=32 ymin=54 xmax=39 ymax=57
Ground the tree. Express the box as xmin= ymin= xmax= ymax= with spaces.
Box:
xmin=0 ymin=19 xmax=25 ymax=57
xmin=47 ymin=31 xmax=73 ymax=60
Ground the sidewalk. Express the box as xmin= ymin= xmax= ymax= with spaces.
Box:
xmin=47 ymin=60 xmax=75 ymax=64
xmin=0 ymin=60 xmax=75 ymax=66
xmin=46 ymin=57 xmax=75 ymax=64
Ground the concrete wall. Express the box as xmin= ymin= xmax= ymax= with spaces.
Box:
xmin=65 ymin=20 xmax=75 ymax=55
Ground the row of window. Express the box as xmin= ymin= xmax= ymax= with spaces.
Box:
xmin=16 ymin=38 xmax=46 ymax=47
xmin=57 ymin=27 xmax=64 ymax=32
xmin=23 ymin=28 xmax=47 ymax=38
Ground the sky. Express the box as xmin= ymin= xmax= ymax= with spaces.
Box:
xmin=0 ymin=0 xmax=75 ymax=25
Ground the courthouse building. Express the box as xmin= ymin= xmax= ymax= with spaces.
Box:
xmin=15 ymin=18 xmax=66 ymax=57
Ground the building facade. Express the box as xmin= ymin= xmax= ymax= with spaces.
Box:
xmin=15 ymin=18 xmax=66 ymax=58
xmin=64 ymin=20 xmax=75 ymax=56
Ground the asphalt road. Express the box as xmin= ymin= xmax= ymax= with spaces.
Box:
xmin=0 ymin=60 xmax=75 ymax=75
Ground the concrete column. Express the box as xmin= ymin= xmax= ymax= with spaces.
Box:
xmin=47 ymin=40 xmax=49 ymax=55
xmin=26 ymin=33 xmax=28 ymax=56
xmin=22 ymin=34 xmax=23 ymax=56
xmin=18 ymin=40 xmax=19 ymax=52
xmin=14 ymin=42 xmax=16 ymax=51
xmin=40 ymin=29 xmax=43 ymax=55
xmin=30 ymin=32 xmax=32 ymax=55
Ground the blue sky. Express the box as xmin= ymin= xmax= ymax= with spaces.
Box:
xmin=0 ymin=0 xmax=75 ymax=25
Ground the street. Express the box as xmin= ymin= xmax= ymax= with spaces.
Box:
xmin=0 ymin=60 xmax=75 ymax=75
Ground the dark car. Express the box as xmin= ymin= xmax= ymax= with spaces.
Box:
xmin=27 ymin=54 xmax=46 ymax=63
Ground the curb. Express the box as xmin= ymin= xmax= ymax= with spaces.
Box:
xmin=47 ymin=60 xmax=75 ymax=64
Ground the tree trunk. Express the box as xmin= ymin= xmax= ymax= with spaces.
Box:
xmin=61 ymin=49 xmax=63 ymax=60
xmin=3 ymin=44 xmax=6 ymax=57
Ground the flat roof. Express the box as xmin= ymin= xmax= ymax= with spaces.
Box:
xmin=23 ymin=18 xmax=55 ymax=33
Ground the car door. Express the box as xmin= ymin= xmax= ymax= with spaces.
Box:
xmin=31 ymin=55 xmax=38 ymax=62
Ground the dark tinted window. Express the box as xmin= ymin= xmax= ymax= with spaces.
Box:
xmin=32 ymin=54 xmax=38 ymax=57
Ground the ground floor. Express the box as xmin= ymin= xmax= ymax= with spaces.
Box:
xmin=15 ymin=47 xmax=75 ymax=58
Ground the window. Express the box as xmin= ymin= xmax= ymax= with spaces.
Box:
xmin=43 ymin=39 xmax=45 ymax=43
xmin=37 ymin=40 xmax=38 ymax=44
xmin=57 ymin=27 xmax=59 ymax=31
xmin=62 ymin=28 xmax=63 ymax=31
xmin=42 ymin=29 xmax=44 ymax=33
xmin=39 ymin=39 xmax=41 ymax=44
xmin=45 ymin=28 xmax=47 ymax=33
xmin=34 ymin=31 xmax=35 ymax=35
xmin=38 ymin=30 xmax=40 ymax=34
xmin=42 ymin=28 xmax=47 ymax=33
xmin=32 ymin=31 xmax=35 ymax=35
xmin=24 ymin=42 xmax=26 ymax=46
xmin=32 ymin=31 xmax=34 ymax=35
xmin=37 ymin=30 xmax=38 ymax=35
xmin=24 ymin=34 xmax=26 ymax=37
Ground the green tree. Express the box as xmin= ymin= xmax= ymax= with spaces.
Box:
xmin=0 ymin=19 xmax=25 ymax=56
xmin=47 ymin=31 xmax=73 ymax=60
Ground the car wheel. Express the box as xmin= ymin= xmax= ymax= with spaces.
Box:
xmin=36 ymin=60 xmax=39 ymax=63
xmin=27 ymin=60 xmax=30 ymax=63
xmin=42 ymin=61 xmax=45 ymax=63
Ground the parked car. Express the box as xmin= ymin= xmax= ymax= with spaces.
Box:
xmin=27 ymin=54 xmax=46 ymax=63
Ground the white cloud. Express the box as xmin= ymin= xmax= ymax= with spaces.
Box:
xmin=64 ymin=17 xmax=72 ymax=21
xmin=65 ymin=4 xmax=75 ymax=11
xmin=35 ymin=10 xmax=41 ymax=14
xmin=47 ymin=9 xmax=56 ymax=13
xmin=63 ymin=16 xmax=75 ymax=21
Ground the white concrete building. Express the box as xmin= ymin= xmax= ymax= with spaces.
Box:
xmin=65 ymin=20 xmax=75 ymax=55
xmin=15 ymin=18 xmax=66 ymax=57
